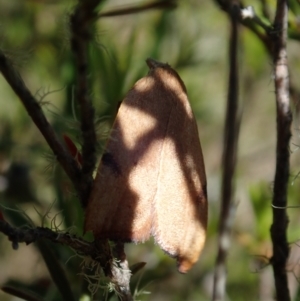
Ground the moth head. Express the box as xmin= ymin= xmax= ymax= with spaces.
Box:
xmin=146 ymin=58 xmax=187 ymax=94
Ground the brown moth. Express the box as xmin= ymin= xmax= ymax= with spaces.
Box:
xmin=84 ymin=58 xmax=207 ymax=273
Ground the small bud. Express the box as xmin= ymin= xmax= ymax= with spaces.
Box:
xmin=63 ymin=134 xmax=83 ymax=166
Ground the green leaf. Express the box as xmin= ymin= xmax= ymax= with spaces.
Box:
xmin=130 ymin=262 xmax=147 ymax=275
xmin=37 ymin=239 xmax=76 ymax=301
xmin=2 ymin=285 xmax=44 ymax=301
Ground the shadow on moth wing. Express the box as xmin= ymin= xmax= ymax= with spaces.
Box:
xmin=101 ymin=152 xmax=122 ymax=176
xmin=85 ymin=58 xmax=208 ymax=273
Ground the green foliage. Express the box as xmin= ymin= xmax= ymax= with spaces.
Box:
xmin=250 ymin=182 xmax=272 ymax=242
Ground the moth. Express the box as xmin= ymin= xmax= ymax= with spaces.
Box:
xmin=84 ymin=58 xmax=207 ymax=273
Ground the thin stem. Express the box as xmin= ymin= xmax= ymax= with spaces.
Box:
xmin=0 ymin=50 xmax=82 ymax=201
xmin=212 ymin=6 xmax=240 ymax=301
xmin=270 ymin=0 xmax=291 ymax=299
xmin=70 ymin=0 xmax=100 ymax=207
xmin=0 ymin=219 xmax=109 ymax=265
xmin=98 ymin=0 xmax=177 ymax=18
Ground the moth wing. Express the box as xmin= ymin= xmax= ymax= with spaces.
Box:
xmin=150 ymin=68 xmax=207 ymax=273
xmin=85 ymin=59 xmax=207 ymax=273
xmin=84 ymin=75 xmax=172 ymax=242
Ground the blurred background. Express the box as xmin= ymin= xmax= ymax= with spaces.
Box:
xmin=1 ymin=0 xmax=300 ymax=300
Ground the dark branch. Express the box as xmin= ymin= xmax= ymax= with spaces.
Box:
xmin=0 ymin=218 xmax=134 ymax=300
xmin=69 ymin=2 xmax=133 ymax=299
xmin=70 ymin=0 xmax=100 ymax=207
xmin=0 ymin=218 xmax=110 ymax=268
xmin=0 ymin=50 xmax=83 ymax=201
xmin=212 ymin=5 xmax=241 ymax=301
xmin=215 ymin=0 xmax=300 ymax=118
xmin=270 ymin=0 xmax=291 ymax=299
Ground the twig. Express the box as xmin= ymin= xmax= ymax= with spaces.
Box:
xmin=0 ymin=219 xmax=135 ymax=300
xmin=70 ymin=0 xmax=100 ymax=207
xmin=70 ymin=3 xmax=134 ymax=298
xmin=98 ymin=0 xmax=177 ymax=18
xmin=0 ymin=50 xmax=82 ymax=201
xmin=111 ymin=243 xmax=132 ymax=300
xmin=214 ymin=0 xmax=300 ymax=110
xmin=270 ymin=0 xmax=291 ymax=299
xmin=0 ymin=219 xmax=109 ymax=268
xmin=213 ymin=0 xmax=272 ymax=53
xmin=212 ymin=5 xmax=240 ymax=301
